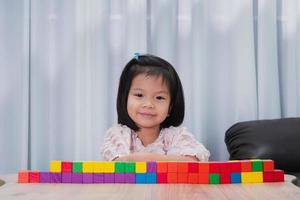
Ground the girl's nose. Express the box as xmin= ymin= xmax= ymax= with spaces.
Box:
xmin=142 ymin=100 xmax=154 ymax=108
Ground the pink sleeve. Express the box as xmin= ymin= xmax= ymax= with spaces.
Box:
xmin=166 ymin=127 xmax=210 ymax=161
xmin=100 ymin=125 xmax=131 ymax=161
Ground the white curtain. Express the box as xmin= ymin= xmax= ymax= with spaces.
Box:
xmin=1 ymin=0 xmax=300 ymax=173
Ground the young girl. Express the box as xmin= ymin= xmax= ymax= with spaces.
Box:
xmin=101 ymin=54 xmax=210 ymax=162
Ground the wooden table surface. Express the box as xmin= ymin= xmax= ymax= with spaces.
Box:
xmin=0 ymin=174 xmax=300 ymax=200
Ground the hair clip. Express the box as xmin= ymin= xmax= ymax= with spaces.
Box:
xmin=134 ymin=52 xmax=140 ymax=61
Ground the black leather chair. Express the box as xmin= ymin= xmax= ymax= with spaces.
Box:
xmin=225 ymin=118 xmax=300 ymax=186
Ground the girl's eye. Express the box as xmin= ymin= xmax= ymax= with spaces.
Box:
xmin=156 ymin=96 xmax=165 ymax=100
xmin=134 ymin=93 xmax=143 ymax=97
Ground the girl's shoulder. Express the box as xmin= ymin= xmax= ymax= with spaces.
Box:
xmin=161 ymin=126 xmax=191 ymax=136
xmin=106 ymin=124 xmax=132 ymax=135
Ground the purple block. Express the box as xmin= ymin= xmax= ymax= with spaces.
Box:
xmin=147 ymin=162 xmax=157 ymax=173
xmin=40 ymin=172 xmax=51 ymax=183
xmin=72 ymin=173 xmax=83 ymax=183
xmin=104 ymin=173 xmax=114 ymax=183
xmin=83 ymin=173 xmax=93 ymax=184
xmin=125 ymin=173 xmax=136 ymax=184
xmin=115 ymin=173 xmax=125 ymax=183
xmin=93 ymin=173 xmax=104 ymax=183
xmin=50 ymin=173 xmax=62 ymax=183
xmin=62 ymin=173 xmax=72 ymax=183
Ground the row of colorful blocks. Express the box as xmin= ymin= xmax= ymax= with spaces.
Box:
xmin=48 ymin=159 xmax=275 ymax=174
xmin=18 ymin=170 xmax=284 ymax=184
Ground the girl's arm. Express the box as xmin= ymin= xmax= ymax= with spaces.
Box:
xmin=114 ymin=152 xmax=198 ymax=162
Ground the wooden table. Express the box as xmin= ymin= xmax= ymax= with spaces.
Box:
xmin=1 ymin=174 xmax=300 ymax=200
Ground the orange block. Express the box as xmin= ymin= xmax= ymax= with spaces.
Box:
xmin=167 ymin=173 xmax=177 ymax=183
xmin=198 ymin=173 xmax=209 ymax=184
xmin=177 ymin=162 xmax=188 ymax=173
xmin=177 ymin=173 xmax=188 ymax=183
xmin=167 ymin=162 xmax=178 ymax=173
xmin=18 ymin=171 xmax=29 ymax=183
xmin=199 ymin=162 xmax=209 ymax=173
xmin=188 ymin=173 xmax=198 ymax=184
xmin=157 ymin=162 xmax=168 ymax=173
xmin=263 ymin=160 xmax=274 ymax=171
xmin=241 ymin=160 xmax=252 ymax=172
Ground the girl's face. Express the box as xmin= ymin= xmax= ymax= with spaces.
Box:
xmin=127 ymin=73 xmax=171 ymax=131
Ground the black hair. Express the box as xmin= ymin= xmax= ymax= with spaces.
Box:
xmin=117 ymin=54 xmax=185 ymax=131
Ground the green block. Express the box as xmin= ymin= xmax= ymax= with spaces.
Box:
xmin=252 ymin=160 xmax=263 ymax=171
xmin=115 ymin=162 xmax=125 ymax=173
xmin=125 ymin=162 xmax=136 ymax=173
xmin=209 ymin=173 xmax=220 ymax=184
xmin=72 ymin=162 xmax=83 ymax=173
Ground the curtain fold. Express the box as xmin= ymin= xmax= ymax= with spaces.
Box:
xmin=0 ymin=0 xmax=299 ymax=173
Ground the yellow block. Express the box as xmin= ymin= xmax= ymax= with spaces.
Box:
xmin=241 ymin=172 xmax=252 ymax=183
xmin=50 ymin=160 xmax=62 ymax=172
xmin=83 ymin=161 xmax=94 ymax=173
xmin=252 ymin=172 xmax=263 ymax=183
xmin=94 ymin=161 xmax=105 ymax=173
xmin=103 ymin=162 xmax=115 ymax=173
xmin=136 ymin=162 xmax=147 ymax=173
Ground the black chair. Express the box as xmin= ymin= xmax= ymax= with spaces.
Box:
xmin=225 ymin=118 xmax=300 ymax=186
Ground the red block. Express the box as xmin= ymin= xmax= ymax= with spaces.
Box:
xmin=62 ymin=161 xmax=72 ymax=172
xmin=199 ymin=162 xmax=209 ymax=173
xmin=188 ymin=162 xmax=199 ymax=173
xmin=178 ymin=163 xmax=188 ymax=173
xmin=167 ymin=173 xmax=177 ymax=183
xmin=241 ymin=160 xmax=252 ymax=172
xmin=18 ymin=171 xmax=29 ymax=183
xmin=29 ymin=171 xmax=40 ymax=183
xmin=157 ymin=173 xmax=167 ymax=183
xmin=263 ymin=171 xmax=274 ymax=182
xmin=228 ymin=161 xmax=241 ymax=172
xmin=273 ymin=170 xmax=284 ymax=182
xmin=209 ymin=162 xmax=220 ymax=173
xmin=177 ymin=173 xmax=188 ymax=183
xmin=157 ymin=162 xmax=168 ymax=173
xmin=198 ymin=173 xmax=209 ymax=184
xmin=263 ymin=160 xmax=274 ymax=171
xmin=188 ymin=173 xmax=198 ymax=184
xmin=219 ymin=162 xmax=230 ymax=173
xmin=220 ymin=172 xmax=231 ymax=184
xmin=167 ymin=162 xmax=178 ymax=173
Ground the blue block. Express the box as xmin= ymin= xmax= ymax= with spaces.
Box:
xmin=146 ymin=173 xmax=157 ymax=184
xmin=231 ymin=173 xmax=241 ymax=184
xmin=136 ymin=173 xmax=146 ymax=184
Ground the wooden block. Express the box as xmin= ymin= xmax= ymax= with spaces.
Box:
xmin=251 ymin=159 xmax=263 ymax=172
xmin=220 ymin=172 xmax=231 ymax=184
xmin=115 ymin=162 xmax=126 ymax=173
xmin=157 ymin=162 xmax=168 ymax=173
xmin=209 ymin=162 xmax=220 ymax=173
xmin=167 ymin=173 xmax=177 ymax=183
xmin=273 ymin=170 xmax=284 ymax=182
xmin=136 ymin=162 xmax=147 ymax=173
xmin=40 ymin=172 xmax=51 ymax=183
xmin=82 ymin=161 xmax=94 ymax=173
xmin=145 ymin=173 xmax=156 ymax=184
xmin=177 ymin=173 xmax=188 ymax=183
xmin=188 ymin=162 xmax=198 ymax=173
xmin=198 ymin=173 xmax=209 ymax=184
xmin=50 ymin=172 xmax=62 ymax=183
xmin=198 ymin=162 xmax=209 ymax=173
xmin=157 ymin=173 xmax=167 ymax=184
xmin=136 ymin=173 xmax=146 ymax=184
xmin=252 ymin=172 xmax=263 ymax=183
xmin=115 ymin=173 xmax=126 ymax=183
xmin=94 ymin=161 xmax=104 ymax=173
xmin=125 ymin=173 xmax=135 ymax=184
xmin=72 ymin=161 xmax=83 ymax=173
xmin=231 ymin=172 xmax=241 ymax=184
xmin=209 ymin=173 xmax=220 ymax=184
xmin=241 ymin=160 xmax=252 ymax=172
xmin=263 ymin=160 xmax=274 ymax=171
xmin=71 ymin=173 xmax=83 ymax=183
xmin=177 ymin=162 xmax=188 ymax=173
xmin=93 ymin=173 xmax=104 ymax=183
xmin=228 ymin=160 xmax=241 ymax=172
xmin=61 ymin=161 xmax=72 ymax=173
xmin=62 ymin=172 xmax=72 ymax=183
xmin=219 ymin=162 xmax=230 ymax=173
xmin=83 ymin=173 xmax=93 ymax=183
xmin=147 ymin=162 xmax=157 ymax=173
xmin=187 ymin=173 xmax=198 ymax=184
xmin=104 ymin=173 xmax=114 ymax=183
xmin=29 ymin=172 xmax=40 ymax=183
xmin=263 ymin=171 xmax=274 ymax=182
xmin=167 ymin=162 xmax=178 ymax=173
xmin=18 ymin=171 xmax=29 ymax=183
xmin=103 ymin=162 xmax=115 ymax=173
xmin=241 ymin=172 xmax=252 ymax=183
xmin=125 ymin=162 xmax=135 ymax=173
xmin=50 ymin=160 xmax=62 ymax=172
